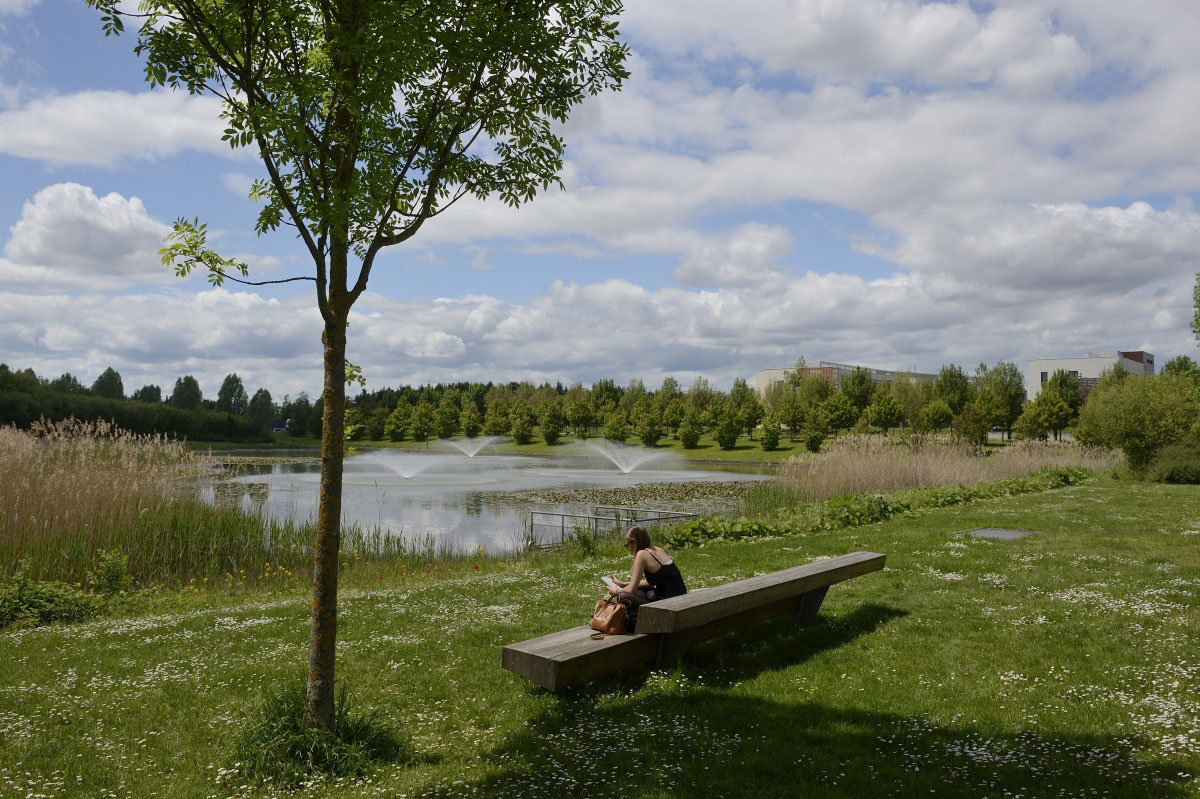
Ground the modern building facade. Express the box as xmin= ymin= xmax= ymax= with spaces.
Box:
xmin=755 ymin=361 xmax=938 ymax=395
xmin=1026 ymin=351 xmax=1154 ymax=401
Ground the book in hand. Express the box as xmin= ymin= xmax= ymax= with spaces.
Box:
xmin=601 ymin=575 xmax=621 ymax=593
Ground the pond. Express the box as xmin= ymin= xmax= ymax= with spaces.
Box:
xmin=211 ymin=443 xmax=771 ymax=554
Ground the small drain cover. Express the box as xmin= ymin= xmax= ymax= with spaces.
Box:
xmin=957 ymin=528 xmax=1036 ymax=540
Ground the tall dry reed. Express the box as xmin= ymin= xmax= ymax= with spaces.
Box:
xmin=1 ymin=419 xmax=469 ymax=586
xmin=762 ymin=435 xmax=1121 ymax=507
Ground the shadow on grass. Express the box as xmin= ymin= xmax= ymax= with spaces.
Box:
xmin=431 ymin=604 xmax=1191 ymax=797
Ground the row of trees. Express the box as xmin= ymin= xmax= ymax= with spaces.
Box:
xmin=0 ymin=364 xmax=282 ymax=435
xmin=0 ymin=364 xmax=265 ymax=441
xmin=10 ymin=355 xmax=1200 ymax=459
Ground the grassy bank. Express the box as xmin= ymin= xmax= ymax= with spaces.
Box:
xmin=2 ymin=477 xmax=1197 ymax=798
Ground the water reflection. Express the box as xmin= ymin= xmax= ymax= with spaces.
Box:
xmin=208 ymin=449 xmax=766 ymax=554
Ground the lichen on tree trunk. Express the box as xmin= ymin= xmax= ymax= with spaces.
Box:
xmin=308 ymin=316 xmax=347 ymax=729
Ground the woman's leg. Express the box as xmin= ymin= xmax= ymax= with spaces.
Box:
xmin=617 ymin=589 xmax=654 ymax=632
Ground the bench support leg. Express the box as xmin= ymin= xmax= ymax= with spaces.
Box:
xmin=655 ymin=630 xmax=694 ymax=669
xmin=795 ymin=586 xmax=829 ymax=626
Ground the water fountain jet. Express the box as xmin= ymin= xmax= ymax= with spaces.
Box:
xmin=444 ymin=435 xmax=505 ymax=458
xmin=582 ymin=440 xmax=667 ymax=474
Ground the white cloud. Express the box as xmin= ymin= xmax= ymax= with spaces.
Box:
xmin=0 ymin=90 xmax=227 ymax=165
xmin=672 ymin=223 xmax=794 ymax=288
xmin=3 ymin=183 xmax=172 ymax=288
xmin=0 ymin=0 xmax=39 ymax=15
xmin=624 ymin=0 xmax=1090 ymax=92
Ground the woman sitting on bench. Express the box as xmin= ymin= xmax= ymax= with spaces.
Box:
xmin=606 ymin=525 xmax=687 ymax=631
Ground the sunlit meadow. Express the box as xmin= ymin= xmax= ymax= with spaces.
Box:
xmin=1 ymin=468 xmax=1197 ymax=797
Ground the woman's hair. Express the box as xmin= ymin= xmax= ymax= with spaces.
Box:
xmin=625 ymin=524 xmax=652 ymax=552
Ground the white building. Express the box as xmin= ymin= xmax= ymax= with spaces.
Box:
xmin=755 ymin=361 xmax=937 ymax=396
xmin=1026 ymin=351 xmax=1154 ymax=401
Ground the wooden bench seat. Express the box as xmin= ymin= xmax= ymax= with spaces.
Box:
xmin=502 ymin=551 xmax=885 ymax=691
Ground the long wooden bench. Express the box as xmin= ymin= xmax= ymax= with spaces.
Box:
xmin=502 ymin=550 xmax=885 ymax=692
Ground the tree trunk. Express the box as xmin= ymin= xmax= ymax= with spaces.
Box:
xmin=307 ymin=315 xmax=347 ymax=729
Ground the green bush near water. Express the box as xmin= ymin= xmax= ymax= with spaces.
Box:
xmin=664 ymin=467 xmax=1091 ymax=549
xmin=0 ymin=563 xmax=99 ymax=629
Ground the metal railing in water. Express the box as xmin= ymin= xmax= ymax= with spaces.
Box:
xmin=526 ymin=506 xmax=697 ymax=549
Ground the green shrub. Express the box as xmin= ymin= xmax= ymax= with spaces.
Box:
xmin=228 ymin=682 xmax=408 ymax=789
xmin=1147 ymin=440 xmax=1200 ymax=484
xmin=759 ymin=417 xmax=781 ymax=451
xmin=87 ymin=548 xmax=132 ymax=595
xmin=0 ymin=563 xmax=99 ymax=629
xmin=714 ymin=412 xmax=740 ymax=450
xmin=804 ymin=430 xmax=824 ymax=453
xmin=659 ymin=467 xmax=1091 ymax=550
xmin=678 ymin=412 xmax=702 ymax=449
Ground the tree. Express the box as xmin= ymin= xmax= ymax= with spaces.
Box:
xmin=759 ymin=413 xmax=781 ymax=451
xmin=89 ymin=0 xmax=628 ymax=727
xmin=591 ymin=378 xmax=623 ymax=412
xmin=460 ymin=404 xmax=482 ymax=439
xmin=168 ymin=375 xmax=203 ymax=410
xmin=728 ymin=378 xmax=761 ymax=438
xmin=973 ymin=387 xmax=1007 ymax=434
xmin=566 ymin=396 xmax=593 ymax=439
xmin=662 ymin=397 xmax=686 ymax=438
xmin=539 ymin=400 xmax=566 ymax=445
xmin=384 ymin=401 xmax=411 ymax=441
xmin=91 ymin=367 xmax=125 ymax=400
xmin=633 ymin=399 xmax=662 ymax=447
xmin=1163 ymin=355 xmax=1200 ymax=393
xmin=1194 ymin=271 xmax=1200 ymax=345
xmin=435 ymin=395 xmax=460 ymax=439
xmin=678 ymin=410 xmax=702 ymax=449
xmin=1075 ymin=374 xmax=1199 ymax=467
xmin=216 ymin=373 xmax=249 ymax=415
xmin=282 ymin=393 xmax=314 ymax=436
xmin=918 ymin=399 xmax=954 ymax=432
xmin=821 ymin=393 xmax=858 ymax=436
xmin=841 ymin=367 xmax=874 ymax=412
xmin=483 ymin=403 xmax=511 ymax=436
xmin=953 ymin=401 xmax=990 ymax=447
xmin=1042 ymin=370 xmax=1082 ymax=414
xmin=889 ymin=372 xmax=924 ymax=431
xmin=510 ymin=401 xmax=536 ymax=445
xmin=50 ymin=373 xmax=89 ymax=395
xmin=131 ymin=384 xmax=163 ymax=403
xmin=366 ymin=407 xmax=389 ymax=440
xmin=602 ymin=410 xmax=629 ymax=444
xmin=1037 ymin=396 xmax=1073 ymax=441
xmin=410 ymin=402 xmax=436 ymax=443
xmin=247 ymin=388 xmax=276 ymax=433
xmin=866 ymin=391 xmax=904 ymax=435
xmin=714 ymin=402 xmax=741 ymax=450
xmin=1012 ymin=404 xmax=1049 ymax=441
xmin=934 ymin=364 xmax=971 ymax=414
xmin=981 ymin=361 xmax=1025 ymax=438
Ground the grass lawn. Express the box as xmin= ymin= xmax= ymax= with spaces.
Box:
xmin=2 ymin=477 xmax=1198 ymax=797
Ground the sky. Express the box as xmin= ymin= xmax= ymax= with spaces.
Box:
xmin=1 ymin=0 xmax=1199 ymax=400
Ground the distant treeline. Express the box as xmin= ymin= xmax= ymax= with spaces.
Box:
xmin=9 ymin=355 xmax=1200 ymax=456
xmin=0 ymin=364 xmax=267 ymax=442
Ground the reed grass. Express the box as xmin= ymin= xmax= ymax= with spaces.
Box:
xmin=745 ymin=435 xmax=1122 ymax=514
xmin=0 ymin=419 xmax=464 ymax=587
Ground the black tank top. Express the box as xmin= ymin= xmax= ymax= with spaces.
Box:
xmin=645 ymin=550 xmax=687 ymax=599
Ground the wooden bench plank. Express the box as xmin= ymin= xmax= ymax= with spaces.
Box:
xmin=501 ymin=551 xmax=887 ymax=691
xmin=501 ymin=626 xmax=658 ymax=691
xmin=637 ymin=551 xmax=884 ymax=634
